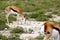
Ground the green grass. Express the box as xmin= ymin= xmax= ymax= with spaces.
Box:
xmin=0 ymin=0 xmax=60 ymax=21
xmin=11 ymin=27 xmax=25 ymax=33
xmin=27 ymin=12 xmax=52 ymax=21
xmin=0 ymin=0 xmax=60 ymax=40
xmin=8 ymin=34 xmax=20 ymax=40
xmin=0 ymin=0 xmax=60 ymax=12
xmin=9 ymin=14 xmax=17 ymax=23
xmin=29 ymin=35 xmax=44 ymax=40
xmin=0 ymin=12 xmax=9 ymax=30
xmin=0 ymin=33 xmax=8 ymax=40
xmin=0 ymin=33 xmax=20 ymax=40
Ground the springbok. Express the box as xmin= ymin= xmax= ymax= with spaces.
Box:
xmin=40 ymin=21 xmax=60 ymax=40
xmin=5 ymin=6 xmax=26 ymax=24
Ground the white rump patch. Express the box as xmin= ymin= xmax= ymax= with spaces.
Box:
xmin=39 ymin=24 xmax=59 ymax=40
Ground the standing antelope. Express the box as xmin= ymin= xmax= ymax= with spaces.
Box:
xmin=40 ymin=21 xmax=60 ymax=40
xmin=5 ymin=6 xmax=26 ymax=24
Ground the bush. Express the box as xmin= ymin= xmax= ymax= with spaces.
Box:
xmin=11 ymin=27 xmax=25 ymax=33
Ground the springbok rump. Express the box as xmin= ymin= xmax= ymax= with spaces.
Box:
xmin=5 ymin=6 xmax=26 ymax=24
xmin=40 ymin=21 xmax=60 ymax=40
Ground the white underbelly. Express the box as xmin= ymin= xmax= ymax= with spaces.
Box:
xmin=52 ymin=29 xmax=59 ymax=38
xmin=9 ymin=10 xmax=18 ymax=14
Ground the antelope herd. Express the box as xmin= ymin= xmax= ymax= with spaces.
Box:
xmin=4 ymin=6 xmax=60 ymax=40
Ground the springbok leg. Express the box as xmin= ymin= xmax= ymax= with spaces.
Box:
xmin=43 ymin=27 xmax=52 ymax=40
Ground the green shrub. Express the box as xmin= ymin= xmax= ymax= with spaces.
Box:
xmin=11 ymin=27 xmax=25 ymax=33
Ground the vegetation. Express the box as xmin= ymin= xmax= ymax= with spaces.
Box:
xmin=0 ymin=0 xmax=60 ymax=21
xmin=0 ymin=0 xmax=60 ymax=12
xmin=11 ymin=27 xmax=25 ymax=33
xmin=28 ymin=28 xmax=33 ymax=33
xmin=0 ymin=33 xmax=20 ymax=40
xmin=29 ymin=35 xmax=44 ymax=40
xmin=35 ymin=35 xmax=44 ymax=40
xmin=0 ymin=12 xmax=9 ymax=30
xmin=0 ymin=0 xmax=60 ymax=40
xmin=9 ymin=14 xmax=17 ymax=23
xmin=8 ymin=34 xmax=20 ymax=40
xmin=27 ymin=12 xmax=52 ymax=21
xmin=0 ymin=33 xmax=8 ymax=40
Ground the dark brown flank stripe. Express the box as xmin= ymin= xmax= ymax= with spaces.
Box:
xmin=44 ymin=24 xmax=60 ymax=34
xmin=52 ymin=26 xmax=60 ymax=34
xmin=10 ymin=8 xmax=18 ymax=12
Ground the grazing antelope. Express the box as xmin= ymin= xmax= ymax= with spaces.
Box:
xmin=40 ymin=21 xmax=60 ymax=40
xmin=5 ymin=6 xmax=26 ymax=24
